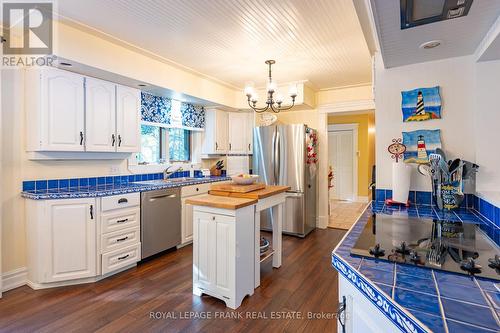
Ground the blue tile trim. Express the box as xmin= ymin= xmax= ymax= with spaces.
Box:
xmin=21 ymin=175 xmax=231 ymax=200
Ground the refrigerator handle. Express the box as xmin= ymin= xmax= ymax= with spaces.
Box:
xmin=275 ymin=130 xmax=280 ymax=185
xmin=272 ymin=129 xmax=277 ymax=185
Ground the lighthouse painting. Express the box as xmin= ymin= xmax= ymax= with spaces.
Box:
xmin=402 ymin=129 xmax=441 ymax=164
xmin=401 ymin=86 xmax=442 ymax=122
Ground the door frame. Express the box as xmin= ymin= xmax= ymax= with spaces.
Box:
xmin=328 ymin=123 xmax=359 ymax=202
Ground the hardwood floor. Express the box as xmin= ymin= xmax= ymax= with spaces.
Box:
xmin=0 ymin=228 xmax=345 ymax=333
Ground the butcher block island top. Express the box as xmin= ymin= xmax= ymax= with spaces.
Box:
xmin=186 ymin=184 xmax=290 ymax=209
xmin=185 ymin=194 xmax=257 ymax=210
xmin=209 ymin=184 xmax=290 ymax=200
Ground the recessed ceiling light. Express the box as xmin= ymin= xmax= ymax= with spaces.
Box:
xmin=419 ymin=40 xmax=441 ymax=50
xmin=59 ymin=62 xmax=72 ymax=67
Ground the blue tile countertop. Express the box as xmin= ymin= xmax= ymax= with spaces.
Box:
xmin=21 ymin=175 xmax=231 ymax=200
xmin=332 ymin=204 xmax=500 ymax=333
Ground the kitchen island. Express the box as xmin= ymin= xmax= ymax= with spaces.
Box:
xmin=186 ymin=184 xmax=289 ymax=309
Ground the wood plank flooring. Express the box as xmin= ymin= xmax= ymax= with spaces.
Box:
xmin=0 ymin=228 xmax=345 ymax=333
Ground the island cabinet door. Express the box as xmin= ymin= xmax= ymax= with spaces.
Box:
xmin=193 ymin=211 xmax=235 ymax=297
xmin=40 ymin=199 xmax=97 ymax=283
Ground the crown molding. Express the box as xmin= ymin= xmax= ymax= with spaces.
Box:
xmin=318 ymin=99 xmax=375 ymax=114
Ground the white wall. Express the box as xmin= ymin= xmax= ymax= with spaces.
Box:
xmin=374 ymin=54 xmax=476 ymax=191
xmin=475 ymin=59 xmax=500 ymax=192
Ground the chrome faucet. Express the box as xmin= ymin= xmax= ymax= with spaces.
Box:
xmin=164 ymin=166 xmax=183 ymax=179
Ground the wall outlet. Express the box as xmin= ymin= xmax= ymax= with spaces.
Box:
xmin=109 ymin=166 xmax=120 ymax=175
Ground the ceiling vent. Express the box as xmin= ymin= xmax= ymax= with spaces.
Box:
xmin=400 ymin=0 xmax=473 ymax=29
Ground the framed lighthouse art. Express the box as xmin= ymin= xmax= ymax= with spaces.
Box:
xmin=401 ymin=86 xmax=442 ymax=122
xmin=402 ymin=129 xmax=442 ymax=164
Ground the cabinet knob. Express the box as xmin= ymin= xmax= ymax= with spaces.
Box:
xmin=196 ymin=188 xmax=199 ymax=192
xmin=212 ymin=216 xmax=215 ymax=221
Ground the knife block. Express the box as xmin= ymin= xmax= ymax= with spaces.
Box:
xmin=210 ymin=167 xmax=222 ymax=176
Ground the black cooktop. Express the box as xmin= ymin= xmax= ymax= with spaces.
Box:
xmin=351 ymin=213 xmax=500 ymax=281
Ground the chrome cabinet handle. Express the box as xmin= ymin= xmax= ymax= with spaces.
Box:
xmin=80 ymin=131 xmax=84 ymax=145
xmin=229 ymin=143 xmax=232 ymax=150
xmin=89 ymin=205 xmax=94 ymax=219
xmin=116 ymin=218 xmax=129 ymax=223
xmin=116 ymin=236 xmax=128 ymax=242
xmin=248 ymin=143 xmax=251 ymax=151
xmin=215 ymin=142 xmax=218 ymax=150
xmin=118 ymin=198 xmax=128 ymax=204
xmin=118 ymin=135 xmax=122 ymax=147
xmin=117 ymin=254 xmax=129 ymax=260
xmin=112 ymin=134 xmax=115 ymax=146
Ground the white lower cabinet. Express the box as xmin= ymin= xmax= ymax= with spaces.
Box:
xmin=180 ymin=183 xmax=211 ymax=245
xmin=192 ymin=205 xmax=254 ymax=309
xmin=26 ymin=198 xmax=97 ymax=285
xmin=25 ymin=193 xmax=141 ymax=289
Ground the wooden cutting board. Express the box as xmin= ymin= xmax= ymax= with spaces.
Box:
xmin=210 ymin=185 xmax=290 ymax=199
xmin=210 ymin=182 xmax=266 ymax=193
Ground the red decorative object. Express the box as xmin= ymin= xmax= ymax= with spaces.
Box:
xmin=387 ymin=138 xmax=406 ymax=163
xmin=306 ymin=131 xmax=318 ymax=165
xmin=385 ymin=198 xmax=411 ymax=207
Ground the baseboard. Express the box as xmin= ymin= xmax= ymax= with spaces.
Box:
xmin=318 ymin=215 xmax=329 ymax=229
xmin=357 ymin=196 xmax=369 ymax=203
xmin=2 ymin=267 xmax=28 ymax=292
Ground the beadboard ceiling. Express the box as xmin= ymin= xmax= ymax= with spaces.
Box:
xmin=57 ymin=0 xmax=372 ymax=89
xmin=371 ymin=0 xmax=500 ymax=68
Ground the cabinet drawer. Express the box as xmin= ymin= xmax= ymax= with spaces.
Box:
xmin=181 ymin=183 xmax=211 ymax=198
xmin=101 ymin=193 xmax=140 ymax=212
xmin=101 ymin=226 xmax=140 ymax=253
xmin=102 ymin=243 xmax=141 ymax=275
xmin=101 ymin=207 xmax=140 ymax=233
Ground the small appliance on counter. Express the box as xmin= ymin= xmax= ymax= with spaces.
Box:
xmin=387 ymin=138 xmax=411 ymax=206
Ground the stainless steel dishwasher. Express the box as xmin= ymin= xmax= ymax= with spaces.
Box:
xmin=141 ymin=187 xmax=181 ymax=259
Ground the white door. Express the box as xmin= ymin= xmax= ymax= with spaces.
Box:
xmin=246 ymin=112 xmax=254 ymax=154
xmin=42 ymin=199 xmax=97 ymax=282
xmin=329 ymin=129 xmax=356 ymax=201
xmin=215 ymin=110 xmax=228 ymax=153
xmin=181 ymin=199 xmax=194 ymax=244
xmin=116 ymin=85 xmax=141 ymax=153
xmin=85 ymin=78 xmax=116 ymax=152
xmin=228 ymin=113 xmax=247 ymax=153
xmin=41 ymin=68 xmax=85 ymax=151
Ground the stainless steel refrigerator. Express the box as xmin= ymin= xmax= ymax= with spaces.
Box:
xmin=253 ymin=124 xmax=317 ymax=237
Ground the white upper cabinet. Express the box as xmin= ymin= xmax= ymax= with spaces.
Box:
xmin=228 ymin=112 xmax=247 ymax=154
xmin=26 ymin=67 xmax=85 ymax=151
xmin=202 ymin=109 xmax=228 ymax=155
xmin=246 ymin=112 xmax=254 ymax=154
xmin=116 ymin=85 xmax=141 ymax=153
xmin=25 ymin=68 xmax=141 ymax=156
xmin=85 ymin=77 xmax=116 ymax=152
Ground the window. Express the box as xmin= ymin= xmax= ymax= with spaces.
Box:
xmin=139 ymin=125 xmax=161 ymax=164
xmin=168 ymin=128 xmax=191 ymax=162
xmin=138 ymin=125 xmax=191 ymax=164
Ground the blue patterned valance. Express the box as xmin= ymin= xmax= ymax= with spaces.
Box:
xmin=141 ymin=92 xmax=205 ymax=131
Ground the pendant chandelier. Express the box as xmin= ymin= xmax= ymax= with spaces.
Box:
xmin=244 ymin=60 xmax=297 ymax=113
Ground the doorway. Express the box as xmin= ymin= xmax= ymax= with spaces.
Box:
xmin=328 ymin=124 xmax=358 ymax=202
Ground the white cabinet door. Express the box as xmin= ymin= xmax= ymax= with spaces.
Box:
xmin=228 ymin=113 xmax=247 ymax=154
xmin=85 ymin=78 xmax=116 ymax=152
xmin=40 ymin=68 xmax=85 ymax=151
xmin=213 ymin=214 xmax=235 ymax=298
xmin=246 ymin=112 xmax=254 ymax=154
xmin=193 ymin=211 xmax=216 ymax=290
xmin=42 ymin=198 xmax=97 ymax=282
xmin=116 ymin=85 xmax=141 ymax=153
xmin=181 ymin=198 xmax=194 ymax=244
xmin=215 ymin=110 xmax=228 ymax=153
